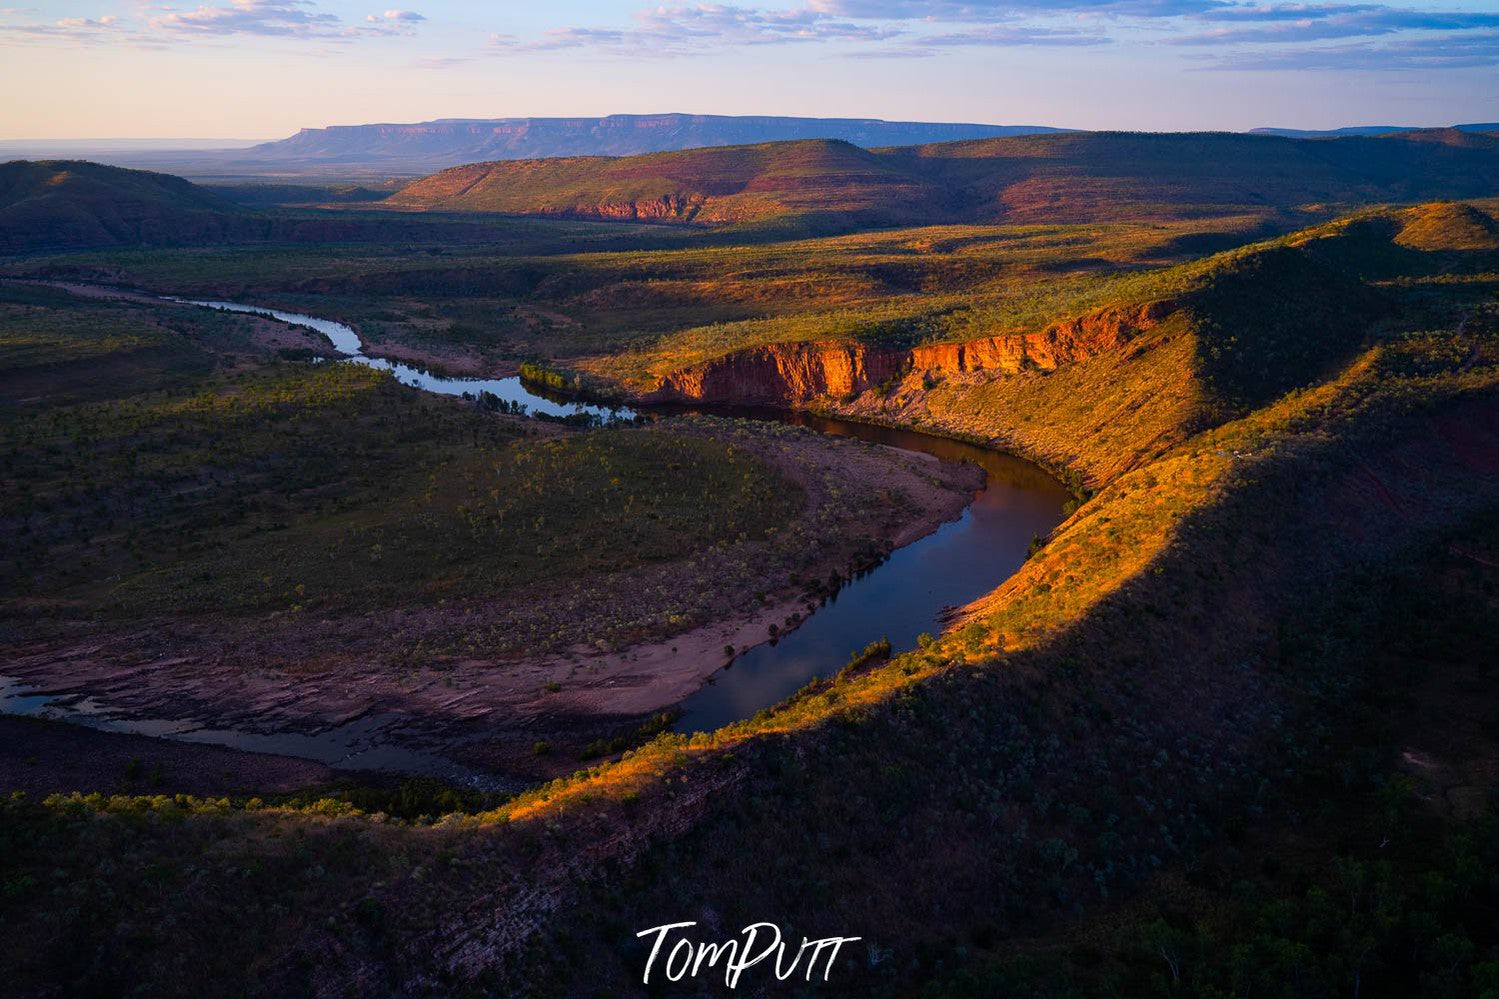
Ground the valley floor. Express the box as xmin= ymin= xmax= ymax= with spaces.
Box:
xmin=3 ymin=413 xmax=981 ymax=786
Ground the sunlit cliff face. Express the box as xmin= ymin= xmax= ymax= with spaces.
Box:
xmin=644 ymin=301 xmax=1171 ymax=405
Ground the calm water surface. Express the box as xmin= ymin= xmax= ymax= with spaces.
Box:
xmin=671 ymin=413 xmax=1067 ymax=732
xmin=171 ymin=298 xmax=634 ymax=422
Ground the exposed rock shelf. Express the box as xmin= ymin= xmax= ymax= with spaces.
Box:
xmin=642 ymin=300 xmax=1171 ymax=405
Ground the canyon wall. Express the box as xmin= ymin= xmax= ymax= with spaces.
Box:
xmin=643 ymin=300 xmax=1172 ymax=406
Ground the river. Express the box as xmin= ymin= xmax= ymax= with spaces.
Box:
xmin=0 ymin=300 xmax=1066 ymax=782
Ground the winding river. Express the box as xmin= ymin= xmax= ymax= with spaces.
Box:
xmin=0 ymin=300 xmax=1066 ymax=784
xmin=670 ymin=412 xmax=1065 ymax=732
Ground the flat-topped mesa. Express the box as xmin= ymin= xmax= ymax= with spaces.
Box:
xmin=643 ymin=300 xmax=1172 ymax=406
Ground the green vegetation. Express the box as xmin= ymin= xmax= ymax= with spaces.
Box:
xmin=814 ymin=201 xmax=1499 ymax=486
xmin=385 ymin=138 xmax=950 ymax=229
xmin=1 ymin=139 xmax=1498 ymax=996
xmin=516 ymin=359 xmax=579 ymax=393
xmin=0 ymin=287 xmax=924 ymax=668
xmin=208 ymin=182 xmax=400 ymax=208
xmin=5 ymin=381 xmax=796 ymax=617
xmin=387 ymin=129 xmax=1499 ymax=231
xmin=925 ymin=519 xmax=1499 ymax=998
xmin=837 ymin=636 xmax=892 ymax=681
xmin=579 ymin=711 xmax=675 ymax=761
xmin=0 ymin=159 xmax=687 ymax=256
xmin=0 ymin=160 xmax=245 ymax=254
xmin=11 ymin=132 xmax=1493 ymax=390
xmin=468 ymin=237 xmax=1498 ymax=993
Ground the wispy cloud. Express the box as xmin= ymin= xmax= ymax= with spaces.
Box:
xmin=366 ymin=8 xmax=424 ymax=31
xmin=0 ymin=1 xmax=426 ymax=46
xmin=481 ymin=1 xmax=1143 ymax=58
xmin=1176 ymin=3 xmax=1499 ymax=43
xmin=1198 ymin=3 xmax=1381 ymax=21
xmin=922 ymin=24 xmax=1113 ymax=45
xmin=810 ymin=0 xmax=1229 ymax=16
xmin=639 ymin=3 xmax=901 ymax=42
xmin=1203 ymin=27 xmax=1499 ymax=67
xmin=0 ymin=11 xmax=133 ymax=42
xmin=413 ymin=53 xmax=470 ymax=68
xmin=5 ymin=0 xmax=1494 ymax=75
xmin=848 ymin=23 xmax=1113 ymax=55
xmin=488 ymin=4 xmax=902 ymax=56
xmin=475 ymin=0 xmax=1499 ymax=71
xmin=149 ymin=1 xmax=342 ymax=38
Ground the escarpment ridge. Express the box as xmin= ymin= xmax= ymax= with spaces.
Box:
xmin=641 ymin=300 xmax=1172 ymax=405
xmin=385 ymin=129 xmax=1499 ymax=228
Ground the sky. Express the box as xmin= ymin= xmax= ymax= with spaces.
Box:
xmin=1 ymin=0 xmax=1496 ymax=139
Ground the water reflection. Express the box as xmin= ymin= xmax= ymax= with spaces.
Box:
xmin=173 ymin=298 xmax=634 ymax=422
xmin=671 ymin=414 xmax=1067 ymax=733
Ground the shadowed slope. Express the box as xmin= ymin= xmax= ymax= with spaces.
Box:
xmin=0 ymin=160 xmax=247 ymax=254
xmin=884 ymin=129 xmax=1499 ymax=222
xmin=0 ymin=160 xmax=684 ymax=256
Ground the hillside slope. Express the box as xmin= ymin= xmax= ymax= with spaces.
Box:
xmin=385 ymin=129 xmax=1499 ymax=229
xmin=0 ymin=160 xmax=248 ymax=254
xmin=383 ymin=138 xmax=951 ymax=228
xmin=1250 ymin=122 xmax=1499 ymax=138
xmin=886 ymin=128 xmax=1499 ymax=222
xmin=617 ymin=202 xmax=1492 ymax=484
xmin=0 ymin=160 xmax=680 ymax=255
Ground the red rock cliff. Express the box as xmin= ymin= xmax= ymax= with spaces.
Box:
xmin=643 ymin=300 xmax=1171 ymax=405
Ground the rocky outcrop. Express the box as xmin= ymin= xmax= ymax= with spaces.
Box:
xmin=644 ymin=300 xmax=1172 ymax=405
xmin=648 ymin=339 xmax=909 ymax=405
xmin=911 ymin=301 xmax=1173 ymax=374
xmin=572 ymin=194 xmax=704 ymax=222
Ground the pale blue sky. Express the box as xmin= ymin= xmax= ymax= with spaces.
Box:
xmin=1 ymin=0 xmax=1495 ymax=138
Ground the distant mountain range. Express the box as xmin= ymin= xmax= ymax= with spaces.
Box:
xmin=235 ymin=114 xmax=1070 ymax=172
xmin=1250 ymin=123 xmax=1499 ymax=138
xmin=7 ymin=117 xmax=1495 ymax=179
xmin=7 ymin=128 xmax=1499 ymax=253
xmin=0 ymin=138 xmax=261 ymax=155
xmin=1 ymin=115 xmax=1069 ymax=178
